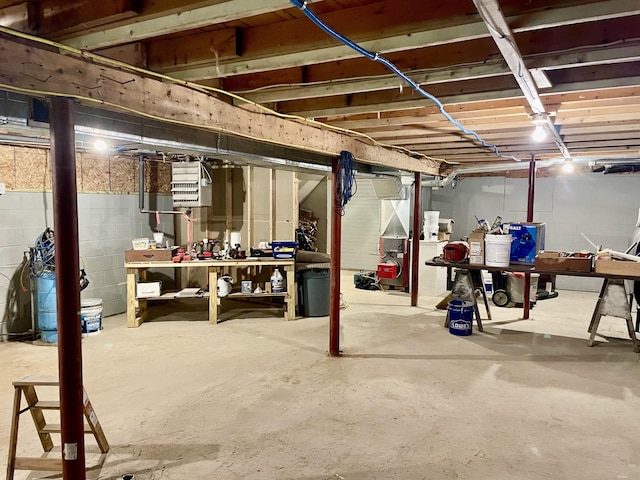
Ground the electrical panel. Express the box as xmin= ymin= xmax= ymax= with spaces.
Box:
xmin=171 ymin=161 xmax=212 ymax=207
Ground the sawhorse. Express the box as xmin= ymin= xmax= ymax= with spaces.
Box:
xmin=588 ymin=279 xmax=640 ymax=352
xmin=6 ymin=374 xmax=109 ymax=480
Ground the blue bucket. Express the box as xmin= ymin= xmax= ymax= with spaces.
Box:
xmin=448 ymin=300 xmax=473 ymax=336
xmin=36 ymin=273 xmax=58 ymax=343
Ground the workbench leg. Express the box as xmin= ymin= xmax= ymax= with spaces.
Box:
xmin=285 ymin=265 xmax=296 ymax=320
xmin=126 ymin=268 xmax=142 ymax=328
xmin=209 ymin=268 xmax=218 ymax=324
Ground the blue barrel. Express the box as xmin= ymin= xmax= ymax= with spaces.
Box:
xmin=37 ymin=273 xmax=57 ymax=343
xmin=448 ymin=300 xmax=473 ymax=336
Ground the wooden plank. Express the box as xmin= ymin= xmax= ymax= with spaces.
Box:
xmin=40 ymin=423 xmax=94 ymax=434
xmin=0 ymin=36 xmax=439 ymax=174
xmin=94 ymin=42 xmax=147 ymax=68
xmin=148 ymin=27 xmax=240 ymax=73
xmin=126 ymin=268 xmax=140 ymax=328
xmin=0 ymin=2 xmax=36 ymax=33
xmin=13 ymin=375 xmax=58 ymax=387
xmin=225 ymin=168 xmax=232 ymax=246
xmin=208 ymin=266 xmax=218 ymax=324
xmin=14 ymin=457 xmax=63 ymax=472
xmin=82 ymin=388 xmax=109 ymax=453
xmin=23 ymin=386 xmax=54 ymax=452
xmin=34 ymin=400 xmax=60 ymax=409
xmin=61 ymin=0 xmax=292 ymax=50
xmin=6 ymin=387 xmax=21 ymax=480
xmin=39 ymin=0 xmax=140 ymax=37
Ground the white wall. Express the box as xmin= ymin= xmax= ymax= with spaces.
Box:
xmin=0 ymin=191 xmax=173 ymax=339
xmin=431 ymin=173 xmax=640 ymax=292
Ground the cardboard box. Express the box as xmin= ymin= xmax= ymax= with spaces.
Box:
xmin=438 ymin=218 xmax=454 ymax=234
xmin=136 ymin=281 xmax=162 ymax=298
xmin=438 ymin=232 xmax=450 ymax=241
xmin=595 ymin=258 xmax=640 ymax=277
xmin=468 ymin=231 xmax=485 ymax=265
xmin=535 ymin=251 xmax=593 ymax=273
xmin=125 ymin=248 xmax=178 ymax=263
xmin=504 ymin=222 xmax=546 ymax=264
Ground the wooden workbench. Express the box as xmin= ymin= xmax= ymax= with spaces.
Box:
xmin=426 ymin=259 xmax=640 ymax=351
xmin=125 ymin=258 xmax=296 ymax=327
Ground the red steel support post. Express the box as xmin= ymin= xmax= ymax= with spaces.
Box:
xmin=523 ymin=156 xmax=536 ymax=320
xmin=50 ymin=97 xmax=86 ymax=479
xmin=329 ymin=155 xmax=342 ymax=356
xmin=411 ymin=172 xmax=421 ymax=306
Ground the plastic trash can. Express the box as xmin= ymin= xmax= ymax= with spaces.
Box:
xmin=298 ymin=268 xmax=330 ymax=317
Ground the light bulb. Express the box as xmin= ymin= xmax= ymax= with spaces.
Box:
xmin=531 ymin=124 xmax=546 ymax=142
xmin=562 ymin=162 xmax=574 ymax=173
xmin=93 ymin=139 xmax=108 ymax=152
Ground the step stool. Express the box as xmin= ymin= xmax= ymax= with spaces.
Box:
xmin=6 ymin=374 xmax=109 ymax=480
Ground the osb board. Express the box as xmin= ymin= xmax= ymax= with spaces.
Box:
xmin=80 ymin=152 xmax=110 ymax=192
xmin=0 ymin=145 xmax=15 ymax=189
xmin=144 ymin=159 xmax=171 ymax=193
xmin=7 ymin=144 xmax=170 ymax=193
xmin=14 ymin=146 xmax=50 ymax=190
xmin=110 ymin=156 xmax=137 ymax=192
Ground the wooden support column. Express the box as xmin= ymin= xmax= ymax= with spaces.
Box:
xmin=411 ymin=172 xmax=421 ymax=306
xmin=523 ymin=156 xmax=536 ymax=320
xmin=329 ymin=156 xmax=342 ymax=357
xmin=49 ymin=97 xmax=86 ymax=480
xmin=225 ymin=168 xmax=232 ymax=245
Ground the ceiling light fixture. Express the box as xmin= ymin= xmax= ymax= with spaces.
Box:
xmin=530 ymin=113 xmax=548 ymax=142
xmin=562 ymin=161 xmax=574 ymax=174
xmin=93 ymin=139 xmax=109 ymax=152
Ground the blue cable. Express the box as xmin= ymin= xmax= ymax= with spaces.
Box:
xmin=337 ymin=151 xmax=356 ymax=215
xmin=289 ymin=0 xmax=521 ymax=162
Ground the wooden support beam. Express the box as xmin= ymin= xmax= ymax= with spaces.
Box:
xmin=0 ymin=2 xmax=36 ymax=33
xmin=171 ymin=0 xmax=640 ymax=80
xmin=60 ymin=0 xmax=292 ymax=50
xmin=147 ymin=28 xmax=240 ymax=73
xmin=93 ymin=42 xmax=147 ymax=68
xmin=0 ymin=36 xmax=440 ymax=174
xmin=39 ymin=0 xmax=141 ymax=38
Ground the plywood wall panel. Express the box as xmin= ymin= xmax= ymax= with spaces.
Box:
xmin=15 ymin=147 xmax=49 ymax=190
xmin=110 ymin=156 xmax=137 ymax=193
xmin=157 ymin=160 xmax=171 ymax=193
xmin=0 ymin=145 xmax=14 ymax=189
xmin=80 ymin=152 xmax=110 ymax=192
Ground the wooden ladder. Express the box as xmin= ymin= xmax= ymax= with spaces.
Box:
xmin=6 ymin=374 xmax=109 ymax=480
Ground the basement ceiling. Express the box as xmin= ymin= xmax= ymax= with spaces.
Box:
xmin=0 ymin=0 xmax=639 ymax=174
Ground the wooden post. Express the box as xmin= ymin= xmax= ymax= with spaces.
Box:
xmin=225 ymin=168 xmax=232 ymax=246
xmin=49 ymin=97 xmax=86 ymax=480
xmin=329 ymin=156 xmax=342 ymax=357
xmin=411 ymin=172 xmax=421 ymax=306
xmin=523 ymin=156 xmax=536 ymax=320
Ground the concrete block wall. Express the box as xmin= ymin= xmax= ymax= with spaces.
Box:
xmin=431 ymin=173 xmax=640 ymax=292
xmin=0 ymin=191 xmax=173 ymax=340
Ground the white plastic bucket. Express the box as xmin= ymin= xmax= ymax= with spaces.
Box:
xmin=484 ymin=234 xmax=512 ymax=267
xmin=423 ymin=211 xmax=440 ymax=225
xmin=81 ymin=298 xmax=103 ymax=335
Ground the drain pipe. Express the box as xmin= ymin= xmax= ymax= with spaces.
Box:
xmin=138 ymin=155 xmax=145 ymax=210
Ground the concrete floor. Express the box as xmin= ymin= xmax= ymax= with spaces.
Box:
xmin=1 ymin=271 xmax=640 ymax=480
